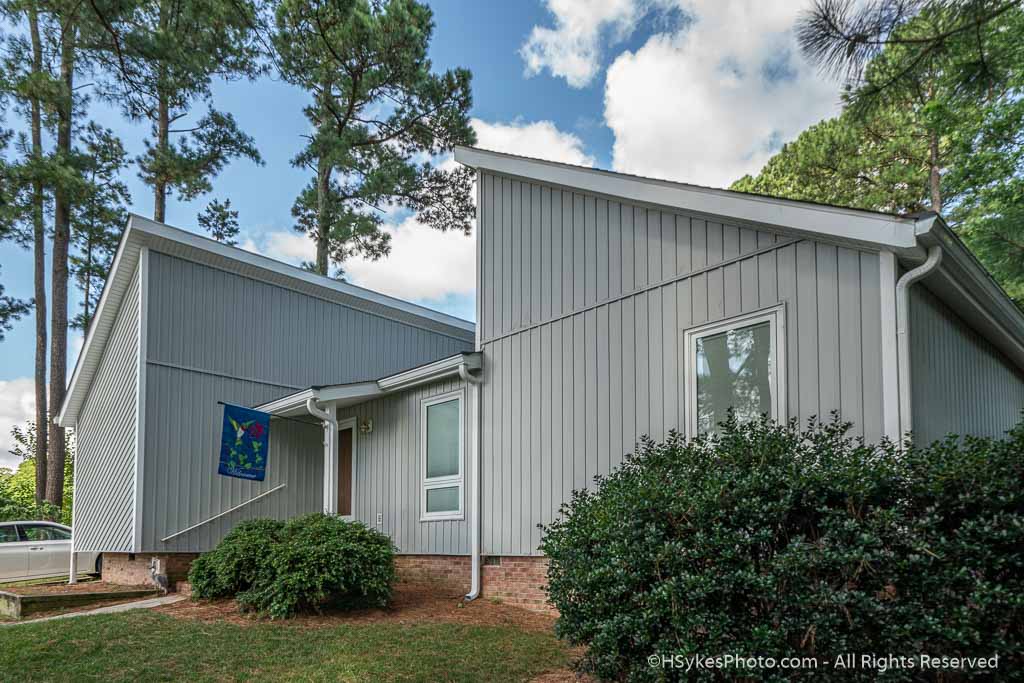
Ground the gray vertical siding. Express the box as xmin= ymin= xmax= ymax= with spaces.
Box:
xmin=75 ymin=266 xmax=140 ymax=553
xmin=338 ymin=378 xmax=472 ymax=556
xmin=141 ymin=251 xmax=473 ymax=552
xmin=478 ymin=172 xmax=885 ymax=557
xmin=910 ymin=284 xmax=1024 ymax=444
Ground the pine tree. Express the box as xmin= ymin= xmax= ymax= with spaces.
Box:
xmin=273 ymin=0 xmax=476 ymax=276
xmin=198 ymin=198 xmax=240 ymax=245
xmin=70 ymin=123 xmax=130 ymax=331
xmin=88 ymin=0 xmax=265 ymax=223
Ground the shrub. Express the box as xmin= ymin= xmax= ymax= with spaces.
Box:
xmin=190 ymin=513 xmax=396 ymax=619
xmin=540 ymin=415 xmax=1024 ymax=682
xmin=189 ymin=518 xmax=285 ymax=599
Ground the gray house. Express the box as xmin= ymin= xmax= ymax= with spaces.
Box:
xmin=58 ymin=147 xmax=1024 ymax=607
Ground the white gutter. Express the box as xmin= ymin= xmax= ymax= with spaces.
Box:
xmin=458 ymin=362 xmax=484 ymax=601
xmin=306 ymin=396 xmax=339 ymax=514
xmin=895 ymin=246 xmax=943 ymax=437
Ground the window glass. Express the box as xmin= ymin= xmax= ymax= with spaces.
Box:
xmin=426 ymin=399 xmax=460 ymax=479
xmin=425 ymin=486 xmax=460 ymax=514
xmin=696 ymin=321 xmax=773 ymax=435
xmin=20 ymin=525 xmax=71 ymax=541
xmin=0 ymin=526 xmax=19 ymax=543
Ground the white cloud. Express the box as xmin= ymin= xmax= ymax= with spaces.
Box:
xmin=240 ymin=229 xmax=317 ymax=267
xmin=521 ymin=0 xmax=646 ymax=87
xmin=602 ymin=0 xmax=841 ymax=188
xmin=237 ymin=116 xmax=590 ymax=305
xmin=471 ymin=118 xmax=595 ymax=166
xmin=343 ymin=216 xmax=476 ymax=301
xmin=0 ymin=377 xmax=35 ymax=470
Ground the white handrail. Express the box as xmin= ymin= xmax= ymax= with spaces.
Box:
xmin=160 ymin=483 xmax=287 ymax=542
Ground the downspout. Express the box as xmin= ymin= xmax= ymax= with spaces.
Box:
xmin=458 ymin=362 xmax=483 ymax=601
xmin=895 ymin=246 xmax=943 ymax=438
xmin=306 ymin=396 xmax=338 ymax=514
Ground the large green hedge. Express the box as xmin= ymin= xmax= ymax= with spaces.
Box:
xmin=540 ymin=416 xmax=1024 ymax=681
xmin=190 ymin=513 xmax=395 ymax=619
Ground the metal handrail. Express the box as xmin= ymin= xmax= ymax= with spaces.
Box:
xmin=160 ymin=483 xmax=287 ymax=542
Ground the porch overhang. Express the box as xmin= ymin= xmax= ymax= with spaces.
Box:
xmin=254 ymin=352 xmax=482 ymax=418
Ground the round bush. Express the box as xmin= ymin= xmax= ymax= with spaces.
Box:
xmin=189 ymin=518 xmax=285 ymax=599
xmin=540 ymin=415 xmax=1024 ymax=681
xmin=189 ymin=513 xmax=395 ymax=618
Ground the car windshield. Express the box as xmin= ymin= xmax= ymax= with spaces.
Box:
xmin=0 ymin=526 xmax=18 ymax=543
xmin=20 ymin=524 xmax=71 ymax=541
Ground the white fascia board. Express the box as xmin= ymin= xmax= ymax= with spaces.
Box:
xmin=377 ymin=352 xmax=482 ymax=392
xmin=57 ymin=215 xmax=143 ymax=427
xmin=318 ymin=382 xmax=383 ymax=404
xmin=455 ymin=146 xmax=918 ymax=251
xmin=129 ymin=215 xmax=475 ymax=335
xmin=256 ymin=389 xmax=317 ymax=417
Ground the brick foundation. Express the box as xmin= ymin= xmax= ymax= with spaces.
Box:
xmin=102 ymin=553 xmax=198 ymax=590
xmin=482 ymin=556 xmax=554 ymax=613
xmin=394 ymin=554 xmax=471 ymax=594
xmin=104 ymin=551 xmax=553 ymax=611
xmin=394 ymin=554 xmax=553 ymax=613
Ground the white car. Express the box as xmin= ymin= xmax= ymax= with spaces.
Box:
xmin=0 ymin=521 xmax=102 ymax=582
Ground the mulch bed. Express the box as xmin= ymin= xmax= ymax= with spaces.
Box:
xmin=157 ymin=583 xmax=558 ymax=633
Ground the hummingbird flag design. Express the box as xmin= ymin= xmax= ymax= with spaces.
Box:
xmin=218 ymin=403 xmax=271 ymax=481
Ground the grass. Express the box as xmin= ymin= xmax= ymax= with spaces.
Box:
xmin=0 ymin=609 xmax=571 ymax=682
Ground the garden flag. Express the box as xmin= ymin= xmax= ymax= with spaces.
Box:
xmin=218 ymin=404 xmax=270 ymax=481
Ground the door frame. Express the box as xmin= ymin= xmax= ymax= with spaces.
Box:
xmin=338 ymin=417 xmax=357 ymax=521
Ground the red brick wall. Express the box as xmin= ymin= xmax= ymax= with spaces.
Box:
xmin=102 ymin=553 xmax=198 ymax=589
xmin=394 ymin=554 xmax=471 ymax=594
xmin=482 ymin=556 xmax=554 ymax=613
xmin=394 ymin=554 xmax=554 ymax=612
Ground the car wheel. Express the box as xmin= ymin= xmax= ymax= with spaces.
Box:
xmin=94 ymin=554 xmax=103 ymax=576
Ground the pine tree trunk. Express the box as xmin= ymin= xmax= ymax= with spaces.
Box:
xmin=316 ymin=152 xmax=330 ymax=275
xmin=154 ymin=92 xmax=169 ymax=223
xmin=27 ymin=2 xmax=48 ymax=504
xmin=315 ymin=81 xmax=332 ymax=275
xmin=929 ymin=130 xmax=942 ymax=213
xmin=47 ymin=18 xmax=76 ymax=510
xmin=83 ymin=232 xmax=93 ymax=328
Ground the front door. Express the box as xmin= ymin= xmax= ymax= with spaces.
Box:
xmin=338 ymin=426 xmax=354 ymax=519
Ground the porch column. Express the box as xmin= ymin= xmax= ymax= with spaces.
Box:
xmin=322 ymin=402 xmax=338 ymax=514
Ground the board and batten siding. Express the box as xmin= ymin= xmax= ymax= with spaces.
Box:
xmin=75 ymin=265 xmax=140 ymax=553
xmin=141 ymin=251 xmax=473 ymax=553
xmin=477 ymin=171 xmax=885 ymax=557
xmin=338 ymin=378 xmax=472 ymax=556
xmin=910 ymin=284 xmax=1024 ymax=444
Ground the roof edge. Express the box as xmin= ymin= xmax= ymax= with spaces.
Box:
xmin=455 ymin=146 xmax=919 ymax=252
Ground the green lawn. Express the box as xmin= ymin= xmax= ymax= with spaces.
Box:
xmin=0 ymin=610 xmax=571 ymax=682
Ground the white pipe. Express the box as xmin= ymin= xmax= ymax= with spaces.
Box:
xmin=458 ymin=363 xmax=483 ymax=601
xmin=307 ymin=397 xmax=339 ymax=514
xmin=895 ymin=246 xmax=943 ymax=438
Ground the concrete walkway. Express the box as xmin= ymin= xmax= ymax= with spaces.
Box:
xmin=0 ymin=594 xmax=186 ymax=627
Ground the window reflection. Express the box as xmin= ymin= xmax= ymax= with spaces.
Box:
xmin=695 ymin=321 xmax=772 ymax=435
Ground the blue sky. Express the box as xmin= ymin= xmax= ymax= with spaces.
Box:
xmin=0 ymin=0 xmax=844 ymax=462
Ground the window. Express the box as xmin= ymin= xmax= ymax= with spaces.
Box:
xmin=684 ymin=305 xmax=786 ymax=437
xmin=421 ymin=390 xmax=464 ymax=520
xmin=20 ymin=524 xmax=71 ymax=541
xmin=0 ymin=525 xmax=19 ymax=543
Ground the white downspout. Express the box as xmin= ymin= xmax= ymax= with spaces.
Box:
xmin=306 ymin=396 xmax=338 ymax=514
xmin=895 ymin=246 xmax=943 ymax=438
xmin=458 ymin=362 xmax=483 ymax=601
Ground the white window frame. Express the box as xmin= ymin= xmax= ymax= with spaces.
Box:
xmin=683 ymin=303 xmax=788 ymax=438
xmin=420 ymin=389 xmax=465 ymax=521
